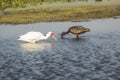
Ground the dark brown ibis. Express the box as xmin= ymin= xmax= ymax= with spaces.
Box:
xmin=61 ymin=26 xmax=90 ymax=39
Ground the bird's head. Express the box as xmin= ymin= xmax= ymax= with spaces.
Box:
xmin=48 ymin=32 xmax=57 ymax=42
xmin=84 ymin=27 xmax=90 ymax=32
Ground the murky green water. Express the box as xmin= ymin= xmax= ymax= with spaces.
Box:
xmin=0 ymin=18 xmax=120 ymax=80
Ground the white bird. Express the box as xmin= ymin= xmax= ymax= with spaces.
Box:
xmin=18 ymin=31 xmax=57 ymax=43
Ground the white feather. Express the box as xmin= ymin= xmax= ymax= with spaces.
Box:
xmin=18 ymin=31 xmax=53 ymax=43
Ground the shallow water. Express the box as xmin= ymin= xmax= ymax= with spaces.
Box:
xmin=0 ymin=18 xmax=120 ymax=80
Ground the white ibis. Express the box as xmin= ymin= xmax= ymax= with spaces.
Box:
xmin=18 ymin=31 xmax=57 ymax=43
xmin=61 ymin=26 xmax=90 ymax=39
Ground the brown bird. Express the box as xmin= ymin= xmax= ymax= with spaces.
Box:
xmin=61 ymin=26 xmax=90 ymax=39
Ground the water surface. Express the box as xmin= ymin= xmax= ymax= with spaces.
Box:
xmin=0 ymin=18 xmax=120 ymax=80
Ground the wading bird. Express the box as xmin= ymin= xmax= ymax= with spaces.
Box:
xmin=61 ymin=26 xmax=90 ymax=39
xmin=18 ymin=31 xmax=57 ymax=43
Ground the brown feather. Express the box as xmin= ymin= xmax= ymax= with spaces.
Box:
xmin=61 ymin=26 xmax=90 ymax=39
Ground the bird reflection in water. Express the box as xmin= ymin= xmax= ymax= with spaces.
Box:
xmin=19 ymin=42 xmax=54 ymax=52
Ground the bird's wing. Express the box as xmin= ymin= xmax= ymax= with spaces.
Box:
xmin=23 ymin=31 xmax=45 ymax=40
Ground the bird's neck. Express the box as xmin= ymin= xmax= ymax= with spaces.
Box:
xmin=43 ymin=32 xmax=51 ymax=39
xmin=42 ymin=35 xmax=48 ymax=40
xmin=63 ymin=31 xmax=69 ymax=35
xmin=61 ymin=31 xmax=69 ymax=38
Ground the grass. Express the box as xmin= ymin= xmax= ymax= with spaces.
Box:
xmin=0 ymin=1 xmax=120 ymax=24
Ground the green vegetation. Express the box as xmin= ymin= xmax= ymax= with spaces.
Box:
xmin=0 ymin=0 xmax=88 ymax=10
xmin=1 ymin=0 xmax=120 ymax=11
xmin=0 ymin=1 xmax=120 ymax=24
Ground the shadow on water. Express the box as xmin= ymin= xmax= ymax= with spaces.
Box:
xmin=0 ymin=18 xmax=120 ymax=80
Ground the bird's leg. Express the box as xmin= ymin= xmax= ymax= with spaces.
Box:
xmin=76 ymin=35 xmax=80 ymax=40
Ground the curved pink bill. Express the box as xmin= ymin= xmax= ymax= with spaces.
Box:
xmin=52 ymin=35 xmax=57 ymax=42
xmin=50 ymin=33 xmax=57 ymax=42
